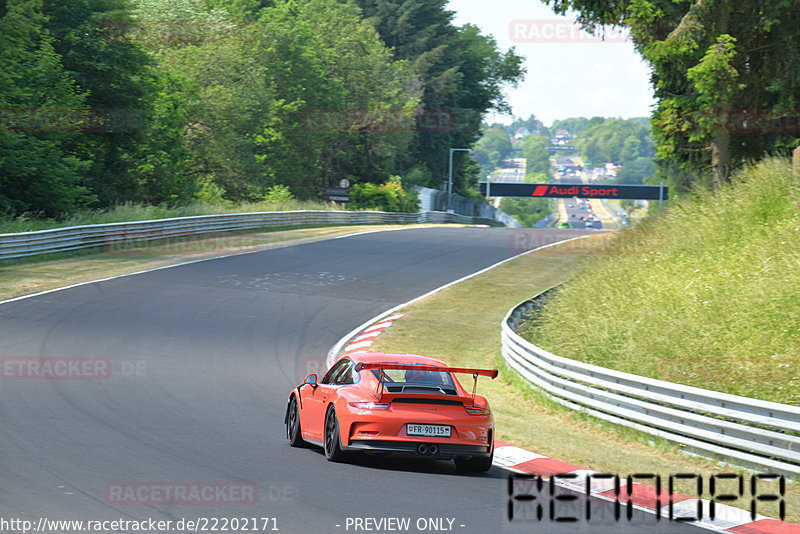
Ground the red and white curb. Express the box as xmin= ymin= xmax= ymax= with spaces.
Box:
xmin=342 ymin=314 xmax=404 ymax=356
xmin=495 ymin=441 xmax=799 ymax=534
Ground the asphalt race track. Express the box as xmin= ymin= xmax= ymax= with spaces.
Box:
xmin=0 ymin=227 xmax=707 ymax=534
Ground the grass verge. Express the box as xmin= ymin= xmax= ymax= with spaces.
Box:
xmin=368 ymin=233 xmax=798 ymax=523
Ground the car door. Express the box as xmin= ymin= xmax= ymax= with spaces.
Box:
xmin=302 ymin=359 xmax=350 ymax=443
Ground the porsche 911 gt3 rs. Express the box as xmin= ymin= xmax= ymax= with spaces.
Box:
xmin=285 ymin=352 xmax=497 ymax=472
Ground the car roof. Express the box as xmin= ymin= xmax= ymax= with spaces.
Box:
xmin=345 ymin=352 xmax=448 ymax=367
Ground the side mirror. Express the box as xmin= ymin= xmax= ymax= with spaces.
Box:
xmin=304 ymin=373 xmax=318 ymax=387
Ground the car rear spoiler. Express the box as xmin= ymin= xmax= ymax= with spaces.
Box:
xmin=354 ymin=362 xmax=498 ymax=403
xmin=354 ymin=362 xmax=498 ymax=379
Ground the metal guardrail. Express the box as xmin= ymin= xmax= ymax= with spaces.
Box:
xmin=502 ymin=287 xmax=800 ymax=476
xmin=0 ymin=210 xmax=504 ymax=261
xmin=412 ymin=186 xmax=522 ymax=228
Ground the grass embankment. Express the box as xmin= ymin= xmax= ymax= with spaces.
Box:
xmin=368 ymin=232 xmax=797 ymax=521
xmin=526 ymin=157 xmax=800 ymax=406
xmin=0 ymin=199 xmax=337 ymax=234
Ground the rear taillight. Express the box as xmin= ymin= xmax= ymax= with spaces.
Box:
xmin=464 ymin=406 xmax=489 ymax=415
xmin=349 ymin=402 xmax=390 ymax=410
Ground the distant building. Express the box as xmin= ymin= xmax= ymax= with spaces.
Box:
xmin=551 ymin=129 xmax=572 ymax=145
xmin=513 ymin=127 xmax=531 ymax=140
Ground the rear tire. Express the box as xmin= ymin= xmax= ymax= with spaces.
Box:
xmin=454 ymin=452 xmax=493 ymax=473
xmin=324 ymin=407 xmax=346 ymax=462
xmin=286 ymin=396 xmax=304 ymax=448
xmin=455 ymin=435 xmax=493 ymax=473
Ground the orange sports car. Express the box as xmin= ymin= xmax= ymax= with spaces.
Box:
xmin=285 ymin=352 xmax=498 ymax=472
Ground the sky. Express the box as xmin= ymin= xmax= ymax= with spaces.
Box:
xmin=446 ymin=0 xmax=656 ymax=127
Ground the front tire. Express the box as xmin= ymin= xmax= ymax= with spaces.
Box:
xmin=324 ymin=407 xmax=346 ymax=462
xmin=286 ymin=396 xmax=304 ymax=447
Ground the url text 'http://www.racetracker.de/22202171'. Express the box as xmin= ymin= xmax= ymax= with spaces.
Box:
xmin=0 ymin=517 xmax=280 ymax=534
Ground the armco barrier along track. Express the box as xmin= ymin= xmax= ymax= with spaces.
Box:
xmin=0 ymin=210 xmax=503 ymax=261
xmin=502 ymin=287 xmax=800 ymax=477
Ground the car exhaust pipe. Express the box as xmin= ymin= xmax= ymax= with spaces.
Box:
xmin=429 ymin=444 xmax=439 ymax=455
xmin=417 ymin=444 xmax=429 ymax=455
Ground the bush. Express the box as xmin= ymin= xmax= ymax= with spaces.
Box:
xmin=348 ymin=177 xmax=419 ymax=213
xmin=400 ymin=166 xmax=432 ymax=189
xmin=263 ymin=185 xmax=295 ymax=203
xmin=194 ymin=178 xmax=229 ymax=204
xmin=499 ymin=197 xmax=552 ymax=227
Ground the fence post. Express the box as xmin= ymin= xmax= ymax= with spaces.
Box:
xmin=793 ymin=146 xmax=800 ymax=176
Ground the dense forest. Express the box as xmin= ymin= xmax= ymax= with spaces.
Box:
xmin=0 ymin=0 xmax=524 ymax=217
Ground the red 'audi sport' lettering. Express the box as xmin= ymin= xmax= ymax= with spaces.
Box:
xmin=581 ymin=185 xmax=619 ymax=197
xmin=534 ymin=185 xmax=621 ymax=198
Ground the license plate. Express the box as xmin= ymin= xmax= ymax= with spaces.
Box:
xmin=407 ymin=424 xmax=451 ymax=437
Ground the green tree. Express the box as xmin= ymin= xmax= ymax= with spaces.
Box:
xmin=41 ymin=0 xmax=176 ymax=205
xmin=521 ymin=135 xmax=552 ymax=178
xmin=616 ymin=157 xmax=655 ymax=184
xmin=141 ymin=0 xmax=417 ymax=201
xmin=131 ymin=0 xmax=257 ymax=199
xmin=0 ymin=0 xmax=92 ymax=216
xmin=253 ymin=0 xmax=418 ymax=194
xmin=575 ymin=118 xmax=654 ymax=166
xmin=473 ymin=126 xmax=512 ymax=175
xmin=550 ymin=116 xmax=590 ymax=136
xmin=223 ymin=0 xmax=274 ymax=21
xmin=620 ymin=134 xmax=643 ymax=162
xmin=355 ymin=0 xmax=525 ymax=194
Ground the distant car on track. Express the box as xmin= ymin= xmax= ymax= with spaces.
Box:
xmin=285 ymin=352 xmax=497 ymax=472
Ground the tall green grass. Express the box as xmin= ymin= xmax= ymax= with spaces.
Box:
xmin=0 ymin=200 xmax=338 ymax=234
xmin=524 ymin=157 xmax=800 ymax=405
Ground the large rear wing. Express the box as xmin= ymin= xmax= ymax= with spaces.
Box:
xmin=354 ymin=362 xmax=498 ymax=379
xmin=354 ymin=362 xmax=498 ymax=403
